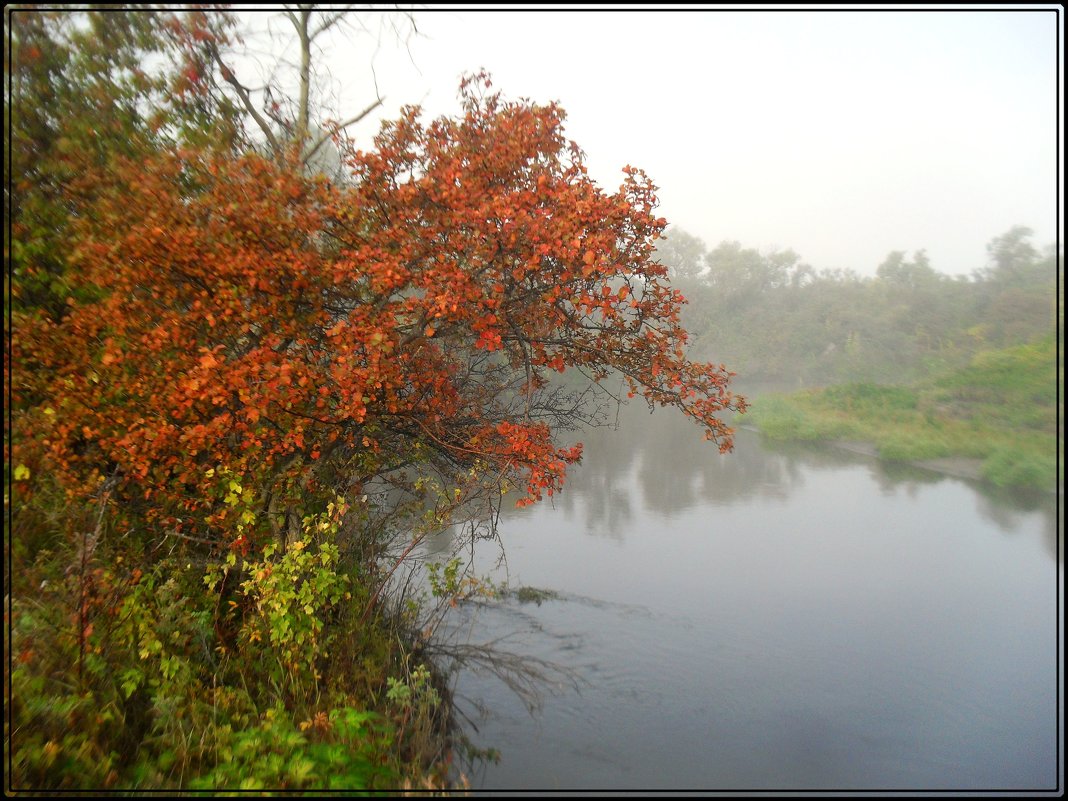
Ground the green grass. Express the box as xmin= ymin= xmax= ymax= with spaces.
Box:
xmin=742 ymin=336 xmax=1061 ymax=491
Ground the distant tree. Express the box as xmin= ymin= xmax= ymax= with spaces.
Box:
xmin=703 ymin=241 xmax=766 ymax=299
xmin=980 ymin=225 xmax=1040 ymax=285
xmin=703 ymin=240 xmax=805 ymax=297
xmin=653 ymin=227 xmax=708 ymax=280
xmin=876 ymin=249 xmax=940 ymax=290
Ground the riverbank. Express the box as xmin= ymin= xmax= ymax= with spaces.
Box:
xmin=739 ymin=425 xmax=988 ymax=483
xmin=740 ymin=400 xmax=1057 ymax=493
xmin=744 ymin=425 xmax=1002 ymax=485
xmin=737 ymin=337 xmax=1060 ymax=494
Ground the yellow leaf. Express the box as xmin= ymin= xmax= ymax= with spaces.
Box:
xmin=14 ymin=464 xmax=30 ymax=481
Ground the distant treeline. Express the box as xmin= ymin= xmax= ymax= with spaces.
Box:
xmin=658 ymin=226 xmax=1060 ymax=386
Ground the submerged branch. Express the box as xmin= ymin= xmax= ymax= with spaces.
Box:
xmin=424 ymin=638 xmax=584 ymax=715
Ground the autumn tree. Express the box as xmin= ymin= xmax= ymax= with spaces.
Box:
xmin=14 ymin=72 xmax=746 ymax=557
xmin=6 ymin=10 xmax=750 ymax=790
xmin=10 ymin=9 xmax=746 ymax=640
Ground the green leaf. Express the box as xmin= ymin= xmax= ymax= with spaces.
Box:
xmin=120 ymin=668 xmax=143 ymax=698
xmin=287 ymin=756 xmax=315 ymax=784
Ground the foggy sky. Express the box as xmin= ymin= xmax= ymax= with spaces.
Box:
xmin=264 ymin=6 xmax=1060 ymax=278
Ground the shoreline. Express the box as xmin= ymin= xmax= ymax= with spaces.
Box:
xmin=829 ymin=439 xmax=987 ymax=483
xmin=738 ymin=424 xmax=1060 ymax=493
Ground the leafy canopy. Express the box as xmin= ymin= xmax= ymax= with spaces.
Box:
xmin=15 ymin=73 xmax=745 ymax=545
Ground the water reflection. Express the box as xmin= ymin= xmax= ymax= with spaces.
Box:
xmin=541 ymin=401 xmax=1059 ymax=561
xmin=540 ymin=405 xmax=808 ymax=539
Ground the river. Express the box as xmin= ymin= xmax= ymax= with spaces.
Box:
xmin=427 ymin=401 xmax=1061 ymax=792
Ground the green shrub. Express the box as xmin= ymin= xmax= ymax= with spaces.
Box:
xmin=186 ymin=705 xmax=399 ymax=792
xmin=981 ymin=447 xmax=1057 ymax=489
xmin=7 ymin=494 xmax=451 ymax=791
xmin=230 ymin=500 xmax=352 ymax=699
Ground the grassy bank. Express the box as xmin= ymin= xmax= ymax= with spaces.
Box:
xmin=741 ymin=336 xmax=1061 ymax=492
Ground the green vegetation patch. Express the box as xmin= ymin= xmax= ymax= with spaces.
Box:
xmin=931 ymin=337 xmax=1058 ymax=432
xmin=981 ymin=446 xmax=1058 ymax=491
xmin=7 ymin=497 xmax=452 ymax=792
xmin=743 ymin=337 xmax=1060 ymax=492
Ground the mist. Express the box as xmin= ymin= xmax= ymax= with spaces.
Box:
xmin=308 ymin=8 xmax=1059 ymax=278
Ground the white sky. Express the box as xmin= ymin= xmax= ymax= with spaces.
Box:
xmin=246 ymin=5 xmax=1061 ymax=277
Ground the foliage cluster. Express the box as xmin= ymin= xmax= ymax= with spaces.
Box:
xmin=6 ymin=494 xmax=446 ymax=792
xmin=11 ymin=60 xmax=745 ymax=557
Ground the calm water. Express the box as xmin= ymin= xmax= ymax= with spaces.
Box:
xmin=432 ymin=403 xmax=1061 ymax=792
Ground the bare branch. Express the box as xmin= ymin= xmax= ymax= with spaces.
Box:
xmin=312 ymin=9 xmax=352 ymax=39
xmin=208 ymin=42 xmax=283 ymax=160
xmin=301 ymin=96 xmax=384 ymax=166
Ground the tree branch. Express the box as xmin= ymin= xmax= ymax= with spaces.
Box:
xmin=302 ymin=97 xmax=384 ymax=166
xmin=312 ymin=10 xmax=350 ymax=39
xmin=208 ymin=42 xmax=283 ymax=160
